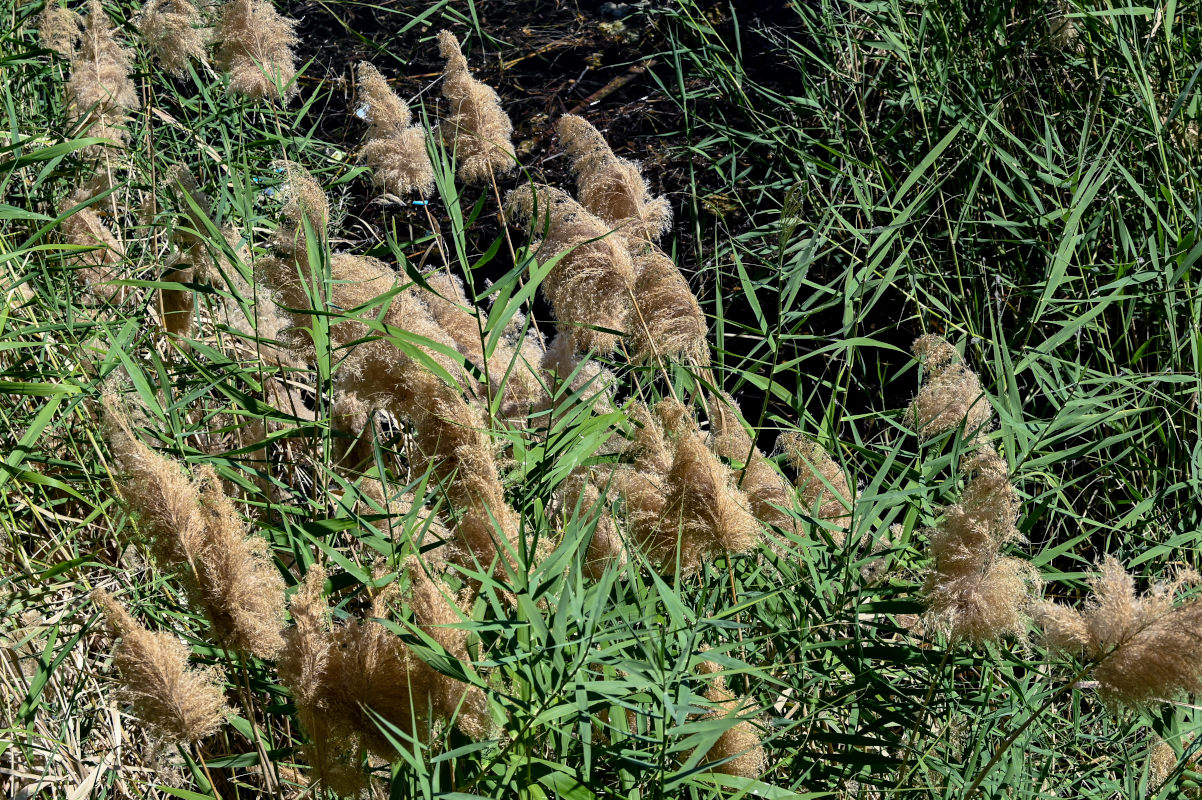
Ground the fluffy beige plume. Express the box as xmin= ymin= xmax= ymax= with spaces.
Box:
xmin=907 ymin=334 xmax=991 ymax=440
xmin=93 ymin=589 xmax=227 ymax=744
xmin=214 ymin=0 xmax=298 ymax=101
xmin=629 ymin=248 xmax=708 ymax=364
xmin=921 ymin=444 xmax=1035 ymax=643
xmin=136 ymin=0 xmax=208 ymax=77
xmin=1037 ymin=557 xmax=1202 ymax=707
xmin=708 ymin=394 xmax=797 ymax=536
xmin=39 ymin=4 xmax=82 ymax=58
xmin=422 ymin=270 xmax=546 ymax=415
xmin=66 ymin=0 xmax=139 ymax=154
xmin=693 ymin=662 xmax=766 ymax=778
xmin=506 ymin=184 xmax=635 ymax=354
xmin=278 ymin=564 xmax=489 ymax=791
xmin=539 ymin=333 xmax=616 ymax=416
xmin=778 ymin=433 xmax=853 ymax=538
xmin=556 ymin=114 xmax=671 ymax=242
xmin=356 ymin=62 xmax=435 ymax=197
xmin=557 ymin=468 xmax=627 ymax=580
xmin=105 ymin=404 xmax=286 ymax=657
xmin=59 ymin=198 xmax=125 ymax=302
xmin=616 ymin=401 xmax=759 ymax=575
xmin=437 ymin=30 xmax=515 ymax=184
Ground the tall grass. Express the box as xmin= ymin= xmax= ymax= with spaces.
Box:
xmin=2 ymin=0 xmax=1202 ymax=798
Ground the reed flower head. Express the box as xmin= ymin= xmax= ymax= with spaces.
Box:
xmin=437 ymin=30 xmax=515 ymax=184
xmin=921 ymin=444 xmax=1034 ymax=643
xmin=907 ymin=335 xmax=991 ymax=440
xmin=104 ymin=403 xmax=286 ymax=657
xmin=136 ymin=0 xmax=208 ymax=77
xmin=506 ymin=184 xmax=635 ymax=354
xmin=93 ymin=589 xmax=227 ymax=744
xmin=59 ymin=198 xmax=125 ymax=302
xmin=779 ymin=432 xmax=852 ymax=536
xmin=556 ymin=114 xmax=671 ymax=242
xmin=629 ymin=247 xmax=708 ymax=364
xmin=356 ymin=62 xmax=435 ymax=197
xmin=67 ymin=0 xmax=139 ymax=155
xmin=708 ymin=394 xmax=796 ymax=536
xmin=1037 ymin=557 xmax=1202 ymax=707
xmin=38 ymin=4 xmax=82 ymax=58
xmin=214 ymin=0 xmax=298 ymax=101
xmin=694 ymin=666 xmax=766 ymax=778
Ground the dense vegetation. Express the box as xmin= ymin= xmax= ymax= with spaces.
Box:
xmin=3 ymin=0 xmax=1202 ymax=798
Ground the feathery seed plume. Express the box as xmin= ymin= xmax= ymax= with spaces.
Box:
xmin=93 ymin=589 xmax=227 ymax=744
xmin=557 ymin=114 xmax=671 ymax=242
xmin=778 ymin=432 xmax=853 ymax=538
xmin=693 ymin=662 xmax=766 ymax=778
xmin=356 ymin=62 xmax=435 ymax=197
xmin=214 ymin=0 xmax=298 ymax=101
xmin=506 ymin=184 xmax=635 ymax=354
xmin=907 ymin=335 xmax=991 ymax=440
xmin=105 ymin=403 xmax=286 ymax=657
xmin=921 ymin=444 xmax=1035 ymax=643
xmin=629 ymin=248 xmax=708 ymax=364
xmin=708 ymin=394 xmax=798 ymax=536
xmin=59 ymin=198 xmax=126 ymax=302
xmin=39 ymin=4 xmax=82 ymax=58
xmin=1037 ymin=557 xmax=1202 ymax=707
xmin=136 ymin=0 xmax=208 ymax=77
xmin=437 ymin=30 xmax=515 ymax=184
xmin=558 ymin=468 xmax=627 ymax=580
xmin=66 ymin=0 xmax=139 ymax=154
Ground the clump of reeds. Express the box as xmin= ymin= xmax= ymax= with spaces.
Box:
xmin=258 ymin=166 xmax=520 ymax=576
xmin=437 ymin=31 xmax=515 ymax=184
xmin=907 ymin=334 xmax=992 ymax=440
xmin=66 ymin=0 xmax=139 ymax=154
xmin=1037 ymin=557 xmax=1202 ymax=707
xmin=104 ymin=402 xmax=286 ymax=658
xmin=693 ymin=659 xmax=766 ymax=778
xmin=92 ymin=589 xmax=227 ymax=744
xmin=135 ymin=0 xmax=208 ymax=77
xmin=505 ymin=184 xmax=635 ymax=355
xmin=628 ymin=247 xmax=708 ymax=364
xmin=556 ymin=114 xmax=671 ymax=243
xmin=778 ymin=432 xmax=853 ymax=538
xmin=557 ymin=468 xmax=627 ymax=580
xmin=920 ymin=443 xmax=1035 ymax=643
xmin=356 ymin=62 xmax=435 ymax=198
xmin=213 ymin=0 xmax=298 ymax=101
xmin=38 ymin=3 xmax=82 ymax=58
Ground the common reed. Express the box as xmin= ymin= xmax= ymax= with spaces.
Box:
xmin=1037 ymin=557 xmax=1202 ymax=707
xmin=778 ymin=432 xmax=853 ymax=537
xmin=556 ymin=114 xmax=671 ymax=243
xmin=907 ymin=334 xmax=991 ymax=440
xmin=709 ymin=394 xmax=797 ymax=536
xmin=694 ymin=660 xmax=766 ymax=778
xmin=92 ymin=589 xmax=227 ymax=745
xmin=920 ymin=444 xmax=1034 ymax=643
xmin=38 ymin=4 xmax=82 ymax=58
xmin=506 ymin=184 xmax=635 ymax=354
xmin=437 ymin=31 xmax=515 ymax=184
xmin=59 ymin=197 xmax=125 ymax=302
xmin=135 ymin=0 xmax=208 ymax=78
xmin=105 ymin=404 xmax=286 ymax=658
xmin=558 ymin=468 xmax=627 ymax=580
xmin=615 ymin=401 xmax=759 ymax=575
xmin=258 ymin=167 xmax=520 ymax=577
xmin=66 ymin=0 xmax=139 ymax=154
xmin=629 ymin=247 xmax=708 ymax=364
xmin=356 ymin=62 xmax=435 ymax=198
xmin=214 ymin=0 xmax=298 ymax=101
